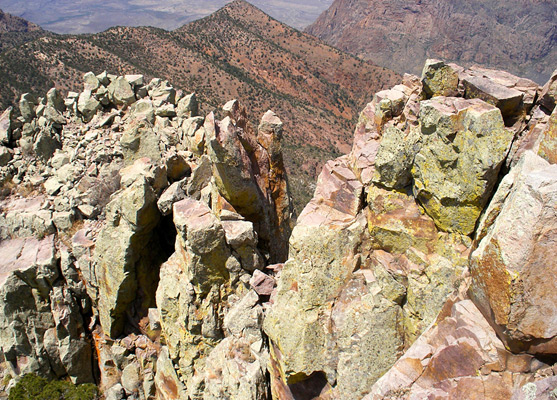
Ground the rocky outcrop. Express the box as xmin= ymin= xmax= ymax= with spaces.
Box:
xmin=92 ymin=159 xmax=162 ymax=338
xmin=0 ymin=69 xmax=293 ymax=399
xmin=1 ymin=60 xmax=556 ymax=400
xmin=265 ymin=60 xmax=557 ymax=399
xmin=207 ymin=102 xmax=292 ymax=263
xmin=470 ymin=152 xmax=557 ymax=354
xmin=0 ymin=234 xmax=93 ymax=384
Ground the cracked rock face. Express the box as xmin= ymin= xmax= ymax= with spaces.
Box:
xmin=412 ymin=97 xmax=513 ymax=235
xmin=1 ymin=60 xmax=556 ymax=400
xmin=265 ymin=60 xmax=557 ymax=399
xmin=470 ymin=153 xmax=557 ymax=354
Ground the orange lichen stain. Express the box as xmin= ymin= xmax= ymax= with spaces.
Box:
xmin=290 ymin=281 xmax=299 ymax=292
xmin=160 ymin=373 xmax=178 ymax=399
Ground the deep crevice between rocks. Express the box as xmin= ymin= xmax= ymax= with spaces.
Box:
xmin=288 ymin=371 xmax=329 ymax=400
xmin=123 ymin=212 xmax=177 ymax=338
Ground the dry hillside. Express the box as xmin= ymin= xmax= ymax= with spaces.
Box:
xmin=0 ymin=0 xmax=399 ymax=209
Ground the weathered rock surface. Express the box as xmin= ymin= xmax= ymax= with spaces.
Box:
xmin=0 ymin=235 xmax=92 ymax=384
xmin=207 ymin=104 xmax=293 ymax=263
xmin=364 ymin=284 xmax=543 ymax=400
xmin=412 ymin=96 xmax=513 ymax=234
xmin=265 ymin=61 xmax=557 ymax=399
xmin=470 ymin=152 xmax=557 ymax=354
xmin=1 ymin=62 xmax=556 ymax=400
xmin=92 ymin=159 xmax=161 ymax=338
xmin=421 ymin=59 xmax=460 ymax=98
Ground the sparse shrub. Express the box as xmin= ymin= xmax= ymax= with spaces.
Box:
xmin=8 ymin=374 xmax=99 ymax=400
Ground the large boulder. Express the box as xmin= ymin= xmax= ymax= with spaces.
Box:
xmin=46 ymin=88 xmax=65 ymax=113
xmin=83 ymin=71 xmax=100 ymax=92
xmin=0 ymin=236 xmax=59 ymax=378
xmin=19 ymin=93 xmax=38 ymax=123
xmin=77 ymin=90 xmax=102 ymax=123
xmin=108 ymin=76 xmax=136 ymax=106
xmin=120 ymin=119 xmax=162 ymax=165
xmin=460 ymin=66 xmax=540 ymax=127
xmin=349 ymin=74 xmax=421 ymax=186
xmin=421 ymin=59 xmax=459 ymax=98
xmin=372 ymin=125 xmax=421 ymax=189
xmin=33 ymin=128 xmax=62 ymax=162
xmin=412 ymin=97 xmax=513 ymax=235
xmin=0 ymin=196 xmax=54 ymax=240
xmin=470 ymin=151 xmax=557 ymax=354
xmin=176 ymin=92 xmax=198 ymax=118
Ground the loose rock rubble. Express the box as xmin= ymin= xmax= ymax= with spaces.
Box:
xmin=0 ymin=61 xmax=556 ymax=400
xmin=0 ymin=71 xmax=293 ymax=399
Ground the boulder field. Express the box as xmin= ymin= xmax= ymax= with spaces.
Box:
xmin=0 ymin=61 xmax=556 ymax=399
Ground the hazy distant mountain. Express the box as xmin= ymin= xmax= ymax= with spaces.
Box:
xmin=0 ymin=7 xmax=42 ymax=32
xmin=0 ymin=0 xmax=399 ymax=209
xmin=0 ymin=8 xmax=46 ymax=52
xmin=0 ymin=0 xmax=333 ymax=33
xmin=306 ymin=0 xmax=557 ymax=84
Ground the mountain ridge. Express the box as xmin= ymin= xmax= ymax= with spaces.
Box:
xmin=0 ymin=0 xmax=333 ymax=33
xmin=0 ymin=1 xmax=400 ymax=210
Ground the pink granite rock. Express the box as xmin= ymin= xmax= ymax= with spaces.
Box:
xmin=365 ymin=290 xmax=537 ymax=400
xmin=461 ymin=66 xmax=540 ymax=127
xmin=296 ymin=156 xmax=363 ymax=227
xmin=539 ymin=69 xmax=557 ymax=113
xmin=470 ymin=152 xmax=557 ymax=354
xmin=0 ymin=234 xmax=57 ymax=287
xmin=250 ymin=270 xmax=275 ymax=296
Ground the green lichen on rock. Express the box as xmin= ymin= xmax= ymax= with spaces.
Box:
xmin=372 ymin=125 xmax=421 ymax=189
xmin=421 ymin=59 xmax=459 ymax=98
xmin=263 ymin=217 xmax=368 ymax=383
xmin=93 ymin=171 xmax=161 ymax=338
xmin=412 ymin=97 xmax=513 ymax=235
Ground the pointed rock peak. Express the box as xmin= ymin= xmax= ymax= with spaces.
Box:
xmin=261 ymin=110 xmax=282 ymax=127
xmin=219 ymin=0 xmax=270 ymax=19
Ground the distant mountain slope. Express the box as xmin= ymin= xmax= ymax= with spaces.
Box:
xmin=0 ymin=0 xmax=332 ymax=33
xmin=0 ymin=8 xmax=42 ymax=32
xmin=0 ymin=9 xmax=46 ymax=52
xmin=306 ymin=0 xmax=557 ymax=84
xmin=0 ymin=0 xmax=399 ymax=210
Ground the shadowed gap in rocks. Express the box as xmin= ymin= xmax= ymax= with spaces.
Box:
xmin=123 ymin=213 xmax=177 ymax=337
xmin=289 ymin=371 xmax=330 ymax=400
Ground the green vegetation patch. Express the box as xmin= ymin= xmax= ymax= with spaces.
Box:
xmin=8 ymin=374 xmax=99 ymax=400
